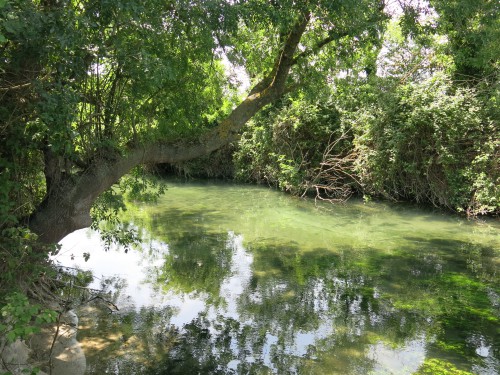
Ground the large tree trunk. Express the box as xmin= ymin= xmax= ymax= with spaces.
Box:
xmin=28 ymin=13 xmax=310 ymax=244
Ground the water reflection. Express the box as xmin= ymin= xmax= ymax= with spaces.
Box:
xmin=56 ymin=181 xmax=499 ymax=374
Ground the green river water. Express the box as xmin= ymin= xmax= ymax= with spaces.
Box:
xmin=57 ymin=179 xmax=500 ymax=374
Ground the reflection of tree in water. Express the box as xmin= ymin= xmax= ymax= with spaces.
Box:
xmin=129 ymin=208 xmax=234 ymax=301
xmin=155 ymin=231 xmax=232 ymax=301
xmin=139 ymin=243 xmax=400 ymax=373
xmin=142 ymin=235 xmax=498 ymax=374
xmin=98 ymin=205 xmax=499 ymax=374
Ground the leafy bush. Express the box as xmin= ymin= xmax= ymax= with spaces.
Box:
xmin=0 ymin=293 xmax=56 ymax=345
xmin=0 ymin=228 xmax=57 ymax=299
xmin=234 ymin=97 xmax=354 ymax=198
xmin=350 ymin=73 xmax=499 ymax=215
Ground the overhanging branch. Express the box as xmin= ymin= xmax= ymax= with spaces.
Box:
xmin=291 ymin=30 xmax=349 ymax=66
xmin=29 ymin=11 xmax=315 ymax=244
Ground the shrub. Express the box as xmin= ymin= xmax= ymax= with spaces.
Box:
xmin=350 ymin=73 xmax=499 ymax=215
xmin=234 ymin=97 xmax=355 ymax=199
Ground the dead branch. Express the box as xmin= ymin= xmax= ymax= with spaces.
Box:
xmin=303 ymin=130 xmax=359 ymax=202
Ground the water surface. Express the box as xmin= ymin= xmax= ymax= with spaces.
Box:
xmin=57 ymin=180 xmax=500 ymax=374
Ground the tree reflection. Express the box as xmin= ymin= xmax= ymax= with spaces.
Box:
xmin=79 ymin=202 xmax=499 ymax=374
xmin=155 ymin=231 xmax=232 ymax=300
xmin=147 ymin=234 xmax=497 ymax=374
xmin=127 ymin=207 xmax=234 ymax=302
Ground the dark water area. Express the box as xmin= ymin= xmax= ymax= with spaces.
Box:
xmin=56 ymin=180 xmax=499 ymax=374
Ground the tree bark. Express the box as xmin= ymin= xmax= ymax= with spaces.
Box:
xmin=28 ymin=13 xmax=311 ymax=244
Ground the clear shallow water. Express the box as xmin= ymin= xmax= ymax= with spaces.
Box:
xmin=56 ymin=179 xmax=500 ymax=374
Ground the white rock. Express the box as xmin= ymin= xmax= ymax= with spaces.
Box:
xmin=29 ymin=309 xmax=87 ymax=375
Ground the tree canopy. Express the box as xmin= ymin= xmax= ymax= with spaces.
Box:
xmin=0 ymin=0 xmax=498 ymax=255
xmin=1 ymin=0 xmax=388 ymax=245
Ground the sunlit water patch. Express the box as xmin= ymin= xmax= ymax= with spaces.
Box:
xmin=55 ymin=179 xmax=500 ymax=374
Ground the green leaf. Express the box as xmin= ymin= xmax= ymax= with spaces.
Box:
xmin=2 ymin=19 xmax=22 ymax=34
xmin=6 ymin=330 xmax=17 ymax=343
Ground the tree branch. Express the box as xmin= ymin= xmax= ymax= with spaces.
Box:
xmin=249 ymin=11 xmax=311 ymax=96
xmin=270 ymin=12 xmax=311 ymax=92
xmin=291 ymin=30 xmax=349 ymax=66
xmin=29 ymin=11 xmax=314 ymax=244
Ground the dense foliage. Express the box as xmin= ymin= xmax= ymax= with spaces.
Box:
xmin=0 ymin=0 xmax=388 ymax=242
xmin=234 ymin=13 xmax=499 ymax=216
xmin=235 ymin=97 xmax=355 ymax=199
xmin=352 ymin=73 xmax=498 ymax=214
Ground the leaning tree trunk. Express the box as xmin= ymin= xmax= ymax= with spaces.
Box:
xmin=28 ymin=13 xmax=311 ymax=244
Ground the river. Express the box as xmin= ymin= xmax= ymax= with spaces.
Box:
xmin=56 ymin=179 xmax=499 ymax=374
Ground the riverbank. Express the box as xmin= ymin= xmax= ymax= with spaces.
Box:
xmin=1 ymin=309 xmax=86 ymax=375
